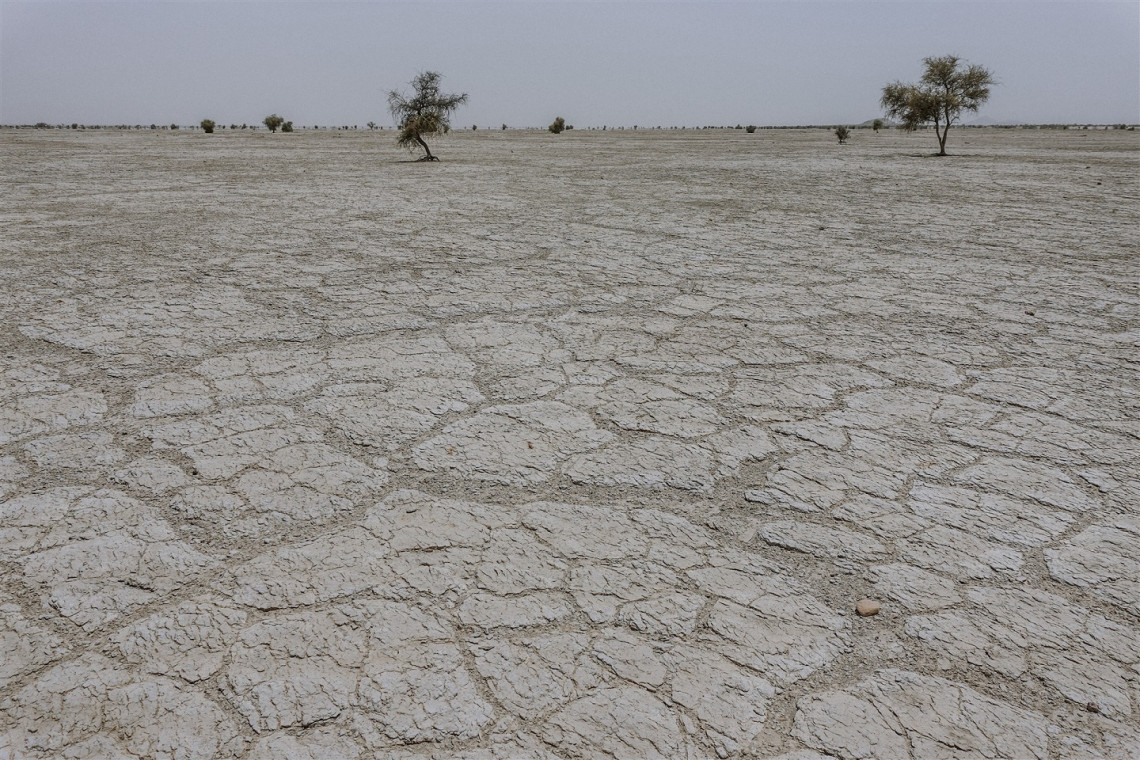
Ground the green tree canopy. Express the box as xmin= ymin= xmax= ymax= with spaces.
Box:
xmin=387 ymin=71 xmax=467 ymax=161
xmin=881 ymin=55 xmax=995 ymax=156
xmin=264 ymin=114 xmax=285 ymax=133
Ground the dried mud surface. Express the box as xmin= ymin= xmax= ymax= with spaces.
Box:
xmin=0 ymin=127 xmax=1137 ymax=759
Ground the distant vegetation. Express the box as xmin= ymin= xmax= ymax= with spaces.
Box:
xmin=835 ymin=125 xmax=850 ymax=144
xmin=745 ymin=125 xmax=756 ymax=133
xmin=200 ymin=119 xmax=215 ymax=133
xmin=7 ymin=122 xmax=1132 ymax=133
xmin=263 ymin=114 xmax=285 ymax=133
xmin=281 ymin=121 xmax=294 ymax=132
xmin=881 ymin=55 xmax=995 ymax=155
xmin=872 ymin=119 xmax=884 ymax=133
xmin=388 ymin=70 xmax=468 ymax=161
xmin=549 ymin=117 xmax=566 ymax=134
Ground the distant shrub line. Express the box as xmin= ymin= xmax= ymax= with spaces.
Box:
xmin=9 ymin=123 xmax=1134 ymax=132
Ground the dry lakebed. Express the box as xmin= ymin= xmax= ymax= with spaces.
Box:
xmin=0 ymin=127 xmax=1137 ymax=758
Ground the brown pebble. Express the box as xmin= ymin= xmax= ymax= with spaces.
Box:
xmin=855 ymin=599 xmax=882 ymax=617
xmin=1086 ymin=702 xmax=1100 ymax=713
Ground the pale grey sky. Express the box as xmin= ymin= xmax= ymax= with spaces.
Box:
xmin=2 ymin=1 xmax=1137 ymax=127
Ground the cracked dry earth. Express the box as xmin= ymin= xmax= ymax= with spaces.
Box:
xmin=0 ymin=127 xmax=1137 ymax=760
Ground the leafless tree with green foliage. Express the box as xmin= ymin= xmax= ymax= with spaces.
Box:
xmin=881 ymin=55 xmax=995 ymax=156
xmin=549 ymin=117 xmax=566 ymax=134
xmin=264 ymin=114 xmax=284 ymax=133
xmin=387 ymin=71 xmax=468 ymax=161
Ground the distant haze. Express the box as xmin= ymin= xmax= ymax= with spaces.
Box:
xmin=2 ymin=1 xmax=1137 ymax=127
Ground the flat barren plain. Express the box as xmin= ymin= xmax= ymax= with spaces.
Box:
xmin=0 ymin=126 xmax=1137 ymax=759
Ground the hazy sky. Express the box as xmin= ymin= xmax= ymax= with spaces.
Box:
xmin=2 ymin=1 xmax=1137 ymax=126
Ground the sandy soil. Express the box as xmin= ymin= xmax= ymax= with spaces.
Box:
xmin=0 ymin=126 xmax=1137 ymax=759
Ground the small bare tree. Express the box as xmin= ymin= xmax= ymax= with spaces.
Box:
xmin=387 ymin=71 xmax=467 ymax=161
xmin=881 ymin=55 xmax=995 ymax=156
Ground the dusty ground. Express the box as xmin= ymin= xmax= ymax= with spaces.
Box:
xmin=0 ymin=126 xmax=1136 ymax=759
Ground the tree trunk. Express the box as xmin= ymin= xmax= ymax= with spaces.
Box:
xmin=415 ymin=134 xmax=436 ymax=161
xmin=937 ymin=105 xmax=950 ymax=156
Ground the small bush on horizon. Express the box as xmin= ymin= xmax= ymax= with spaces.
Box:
xmin=502 ymin=123 xmax=507 ymax=130
xmin=170 ymin=123 xmax=179 ymax=130
xmin=281 ymin=121 xmax=293 ymax=132
xmin=745 ymin=125 xmax=756 ymax=133
xmin=872 ymin=118 xmax=884 ymax=132
xmin=549 ymin=116 xmax=566 ymax=134
xmin=200 ymin=119 xmax=215 ymax=133
xmin=835 ymin=125 xmax=850 ymax=144
xmin=264 ymin=114 xmax=285 ymax=133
